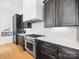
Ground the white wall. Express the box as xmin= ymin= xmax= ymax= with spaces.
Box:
xmin=0 ymin=0 xmax=23 ymax=45
xmin=23 ymin=0 xmax=43 ymax=21
xmin=23 ymin=0 xmax=36 ymax=21
xmin=28 ymin=22 xmax=79 ymax=49
xmin=0 ymin=10 xmax=13 ymax=45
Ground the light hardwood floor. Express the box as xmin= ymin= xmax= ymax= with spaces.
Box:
xmin=0 ymin=43 xmax=35 ymax=59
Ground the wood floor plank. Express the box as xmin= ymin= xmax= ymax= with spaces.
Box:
xmin=0 ymin=44 xmax=35 ymax=59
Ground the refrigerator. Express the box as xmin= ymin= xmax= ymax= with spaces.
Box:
xmin=13 ymin=14 xmax=23 ymax=45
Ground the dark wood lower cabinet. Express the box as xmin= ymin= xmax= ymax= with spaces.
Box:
xmin=59 ymin=52 xmax=77 ymax=59
xmin=59 ymin=46 xmax=79 ymax=59
xmin=36 ymin=40 xmax=58 ymax=59
xmin=36 ymin=40 xmax=79 ymax=59
xmin=18 ymin=35 xmax=26 ymax=50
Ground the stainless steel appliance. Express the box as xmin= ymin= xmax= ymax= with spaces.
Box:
xmin=25 ymin=34 xmax=45 ymax=57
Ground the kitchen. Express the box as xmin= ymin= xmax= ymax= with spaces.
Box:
xmin=0 ymin=0 xmax=79 ymax=59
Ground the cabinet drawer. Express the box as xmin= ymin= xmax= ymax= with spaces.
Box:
xmin=40 ymin=41 xmax=58 ymax=49
xmin=40 ymin=50 xmax=57 ymax=59
xmin=59 ymin=46 xmax=79 ymax=59
xmin=59 ymin=52 xmax=78 ymax=59
xmin=40 ymin=41 xmax=58 ymax=55
xmin=41 ymin=45 xmax=58 ymax=55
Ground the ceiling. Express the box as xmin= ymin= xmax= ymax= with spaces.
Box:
xmin=0 ymin=0 xmax=23 ymax=14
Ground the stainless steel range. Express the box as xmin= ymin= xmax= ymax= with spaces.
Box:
xmin=25 ymin=34 xmax=45 ymax=57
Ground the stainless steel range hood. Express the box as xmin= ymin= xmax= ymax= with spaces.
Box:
xmin=26 ymin=18 xmax=43 ymax=23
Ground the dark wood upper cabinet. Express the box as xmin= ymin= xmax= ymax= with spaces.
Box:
xmin=44 ymin=0 xmax=79 ymax=28
xmin=23 ymin=21 xmax=32 ymax=28
xmin=13 ymin=14 xmax=23 ymax=30
xmin=57 ymin=0 xmax=79 ymax=26
xmin=44 ymin=0 xmax=56 ymax=28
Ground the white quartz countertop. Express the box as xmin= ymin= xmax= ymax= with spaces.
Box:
xmin=37 ymin=36 xmax=79 ymax=50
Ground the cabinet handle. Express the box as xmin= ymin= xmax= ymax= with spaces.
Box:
xmin=43 ymin=0 xmax=49 ymax=3
xmin=59 ymin=53 xmax=60 ymax=56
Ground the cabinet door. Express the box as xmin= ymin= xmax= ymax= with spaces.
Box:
xmin=16 ymin=15 xmax=22 ymax=30
xmin=44 ymin=0 xmax=56 ymax=28
xmin=57 ymin=0 xmax=78 ymax=26
xmin=59 ymin=46 xmax=79 ymax=59
xmin=59 ymin=53 xmax=77 ymax=59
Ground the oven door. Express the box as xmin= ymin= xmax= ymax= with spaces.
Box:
xmin=25 ymin=39 xmax=36 ymax=57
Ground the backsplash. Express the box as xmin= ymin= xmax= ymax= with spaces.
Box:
xmin=26 ymin=21 xmax=79 ymax=49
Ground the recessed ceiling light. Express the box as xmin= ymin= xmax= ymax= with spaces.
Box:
xmin=7 ymin=4 xmax=10 ymax=7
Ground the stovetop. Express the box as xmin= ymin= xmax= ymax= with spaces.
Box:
xmin=25 ymin=34 xmax=45 ymax=38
